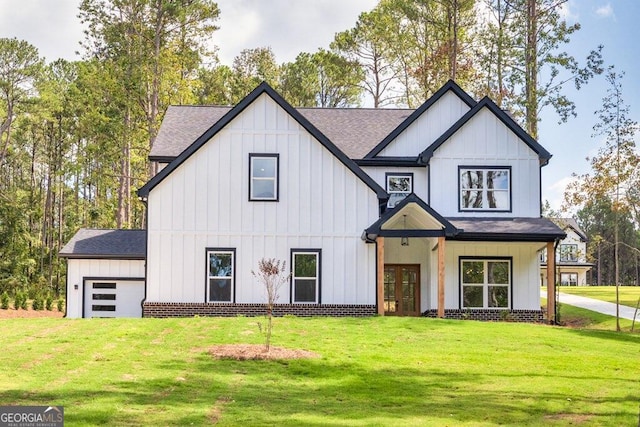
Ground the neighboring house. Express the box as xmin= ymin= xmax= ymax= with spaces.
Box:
xmin=60 ymin=80 xmax=565 ymax=320
xmin=540 ymin=218 xmax=594 ymax=286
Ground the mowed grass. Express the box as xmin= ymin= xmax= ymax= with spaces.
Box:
xmin=558 ymin=285 xmax=640 ymax=308
xmin=1 ymin=317 xmax=639 ymax=426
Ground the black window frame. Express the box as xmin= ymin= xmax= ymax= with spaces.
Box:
xmin=559 ymin=244 xmax=578 ymax=262
xmin=560 ymin=272 xmax=578 ymax=286
xmin=458 ymin=166 xmax=512 ymax=212
xmin=459 ymin=256 xmax=513 ymax=309
xmin=385 ymin=172 xmax=414 ymax=208
xmin=290 ymin=249 xmax=321 ymax=304
xmin=249 ymin=153 xmax=279 ymax=202
xmin=205 ymin=248 xmax=236 ymax=303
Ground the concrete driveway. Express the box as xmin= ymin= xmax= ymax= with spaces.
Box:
xmin=541 ymin=290 xmax=639 ymax=321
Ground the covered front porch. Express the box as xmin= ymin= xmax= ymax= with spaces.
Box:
xmin=363 ymin=194 xmax=566 ymax=323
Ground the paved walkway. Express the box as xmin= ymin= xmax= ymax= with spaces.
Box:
xmin=541 ymin=290 xmax=639 ymax=321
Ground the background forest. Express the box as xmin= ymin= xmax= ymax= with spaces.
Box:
xmin=0 ymin=0 xmax=638 ymax=300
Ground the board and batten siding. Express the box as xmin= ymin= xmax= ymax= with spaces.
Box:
xmin=429 ymin=241 xmax=543 ymax=311
xmin=146 ymin=93 xmax=380 ymax=305
xmin=376 ymin=91 xmax=472 ymax=157
xmin=429 ymin=108 xmax=541 ymax=217
xmin=66 ymin=259 xmax=145 ymax=318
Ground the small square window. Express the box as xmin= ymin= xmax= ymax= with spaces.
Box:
xmin=249 ymin=154 xmax=279 ymax=201
xmin=291 ymin=250 xmax=321 ymax=303
xmin=386 ymin=173 xmax=413 ymax=208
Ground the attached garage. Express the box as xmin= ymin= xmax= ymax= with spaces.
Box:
xmin=83 ymin=279 xmax=145 ymax=318
xmin=60 ymin=229 xmax=146 ymax=318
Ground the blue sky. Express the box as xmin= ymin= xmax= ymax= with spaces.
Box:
xmin=1 ymin=0 xmax=637 ymax=213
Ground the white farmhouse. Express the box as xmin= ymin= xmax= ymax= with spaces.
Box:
xmin=540 ymin=218 xmax=594 ymax=286
xmin=60 ymin=81 xmax=565 ymax=321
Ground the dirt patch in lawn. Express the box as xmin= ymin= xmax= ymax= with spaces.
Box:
xmin=0 ymin=307 xmax=64 ymax=319
xmin=544 ymin=413 xmax=595 ymax=423
xmin=209 ymin=344 xmax=320 ymax=361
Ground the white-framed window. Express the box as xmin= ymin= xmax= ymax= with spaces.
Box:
xmin=386 ymin=173 xmax=413 ymax=208
xmin=559 ymin=244 xmax=578 ymax=262
xmin=460 ymin=258 xmax=511 ymax=309
xmin=291 ymin=250 xmax=321 ymax=303
xmin=249 ymin=154 xmax=278 ymax=201
xmin=459 ymin=167 xmax=511 ymax=211
xmin=207 ymin=249 xmax=234 ymax=302
xmin=560 ymin=272 xmax=578 ymax=286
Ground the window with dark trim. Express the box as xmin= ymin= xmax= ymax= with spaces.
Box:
xmin=386 ymin=173 xmax=413 ymax=208
xmin=291 ymin=249 xmax=321 ymax=303
xmin=249 ymin=153 xmax=279 ymax=201
xmin=559 ymin=244 xmax=578 ymax=262
xmin=206 ymin=249 xmax=235 ymax=302
xmin=459 ymin=166 xmax=511 ymax=211
xmin=560 ymin=272 xmax=578 ymax=286
xmin=460 ymin=257 xmax=511 ymax=309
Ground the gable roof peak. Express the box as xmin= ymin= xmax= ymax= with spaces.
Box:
xmin=364 ymin=80 xmax=476 ymax=159
xmin=138 ymin=81 xmax=388 ymax=200
xmin=418 ymin=95 xmax=553 ymax=166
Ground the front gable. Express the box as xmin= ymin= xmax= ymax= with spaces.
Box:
xmin=138 ymin=82 xmax=387 ymax=201
xmin=421 ymin=98 xmax=552 ymax=217
xmin=419 ymin=97 xmax=552 ymax=166
xmin=363 ymin=80 xmax=476 ymax=161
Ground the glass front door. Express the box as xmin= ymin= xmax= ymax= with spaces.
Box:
xmin=384 ymin=264 xmax=420 ymax=316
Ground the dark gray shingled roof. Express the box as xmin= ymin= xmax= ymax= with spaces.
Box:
xmin=59 ymin=229 xmax=146 ymax=259
xmin=448 ymin=217 xmax=566 ymax=242
xmin=150 ymin=105 xmax=412 ymax=161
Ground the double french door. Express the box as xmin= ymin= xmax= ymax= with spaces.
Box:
xmin=384 ymin=264 xmax=420 ymax=316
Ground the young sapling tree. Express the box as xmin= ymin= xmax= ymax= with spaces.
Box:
xmin=252 ymin=258 xmax=290 ymax=352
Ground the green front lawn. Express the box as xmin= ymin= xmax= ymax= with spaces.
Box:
xmin=1 ymin=317 xmax=638 ymax=426
xmin=558 ymin=285 xmax=640 ymax=307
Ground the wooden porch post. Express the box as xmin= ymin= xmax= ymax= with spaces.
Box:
xmin=437 ymin=236 xmax=445 ymax=318
xmin=377 ymin=237 xmax=385 ymax=315
xmin=546 ymin=241 xmax=556 ymax=324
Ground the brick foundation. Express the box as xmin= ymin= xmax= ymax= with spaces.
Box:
xmin=143 ymin=302 xmax=377 ymax=318
xmin=143 ymin=302 xmax=543 ymax=322
xmin=422 ymin=309 xmax=544 ymax=322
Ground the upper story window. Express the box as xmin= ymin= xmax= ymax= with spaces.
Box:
xmin=459 ymin=166 xmax=511 ymax=212
xmin=207 ymin=249 xmax=235 ymax=302
xmin=559 ymin=244 xmax=578 ymax=262
xmin=386 ymin=173 xmax=413 ymax=208
xmin=249 ymin=154 xmax=279 ymax=201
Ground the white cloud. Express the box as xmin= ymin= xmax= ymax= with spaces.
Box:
xmin=595 ymin=3 xmax=615 ymax=18
xmin=543 ymin=176 xmax=577 ymax=213
xmin=559 ymin=1 xmax=579 ymax=22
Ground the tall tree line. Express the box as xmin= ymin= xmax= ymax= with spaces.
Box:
xmin=0 ymin=0 xmax=607 ymax=298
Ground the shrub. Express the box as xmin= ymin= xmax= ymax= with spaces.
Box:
xmin=32 ymin=296 xmax=43 ymax=311
xmin=45 ymin=295 xmax=53 ymax=311
xmin=14 ymin=292 xmax=27 ymax=310
xmin=1 ymin=292 xmax=9 ymax=310
xmin=56 ymin=299 xmax=64 ymax=312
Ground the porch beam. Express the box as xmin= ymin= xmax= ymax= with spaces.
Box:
xmin=546 ymin=241 xmax=556 ymax=324
xmin=377 ymin=237 xmax=385 ymax=315
xmin=437 ymin=236 xmax=445 ymax=318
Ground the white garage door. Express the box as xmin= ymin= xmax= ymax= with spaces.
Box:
xmin=84 ymin=280 xmax=145 ymax=318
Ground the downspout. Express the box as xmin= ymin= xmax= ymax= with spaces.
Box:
xmin=553 ymin=238 xmax=560 ymax=324
xmin=140 ymin=197 xmax=149 ymax=318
